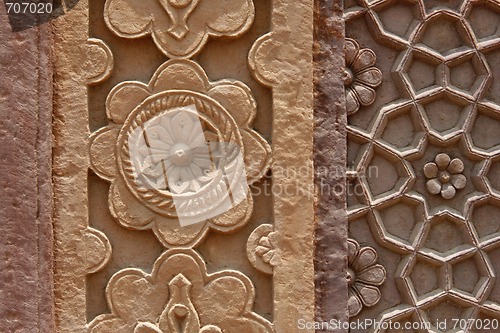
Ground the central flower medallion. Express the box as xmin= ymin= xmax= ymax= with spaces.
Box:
xmin=89 ymin=59 xmax=271 ymax=247
xmin=119 ymin=91 xmax=245 ymax=221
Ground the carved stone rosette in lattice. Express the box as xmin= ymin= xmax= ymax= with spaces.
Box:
xmin=346 ymin=0 xmax=500 ymax=330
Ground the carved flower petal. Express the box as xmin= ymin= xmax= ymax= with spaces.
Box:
xmin=348 ymin=289 xmax=363 ymax=317
xmin=346 ymin=87 xmax=360 ymax=115
xmin=197 ymin=275 xmax=249 ymax=321
xmin=209 ymin=194 xmax=252 ymax=230
xmin=201 ymin=0 xmax=255 ymax=36
xmin=423 ymin=162 xmax=439 ymax=179
xmin=109 ymin=273 xmax=168 ymax=323
xmin=171 ymin=110 xmax=195 ymax=143
xmin=90 ymin=126 xmax=119 ymax=181
xmin=353 ymin=84 xmax=376 ymax=106
xmin=109 ymin=181 xmax=157 ymax=229
xmin=154 ymin=216 xmax=209 ymax=248
xmin=357 ymin=264 xmax=386 ymax=286
xmin=262 ymin=249 xmax=275 ymax=263
xmin=352 ymin=48 xmax=376 ymax=73
xmin=255 ymin=245 xmax=270 ymax=256
xmin=448 ymin=158 xmax=464 ymax=174
xmin=207 ymin=82 xmax=256 ymax=127
xmin=200 ymin=325 xmax=223 ymax=333
xmin=451 ymin=174 xmax=467 ymax=190
xmin=435 ymin=153 xmax=451 ymax=170
xmin=426 ymin=178 xmax=442 ymax=195
xmin=441 ymin=183 xmax=456 ymax=199
xmin=134 ymin=322 xmax=163 ymax=333
xmin=89 ymin=315 xmax=133 ymax=333
xmin=241 ymin=130 xmax=272 ymax=184
xmin=345 ymin=39 xmax=359 ymax=67
xmin=152 ymin=60 xmax=209 ymax=93
xmin=352 ymin=246 xmax=377 ymax=272
xmin=355 ymin=68 xmax=383 ymax=88
xmin=104 ymin=0 xmax=153 ymax=37
xmin=218 ymin=317 xmax=272 ymax=333
xmin=348 ymin=239 xmax=360 ymax=264
xmin=107 ymin=82 xmax=150 ymax=124
xmin=355 ymin=283 xmax=381 ymax=307
xmin=259 ymin=236 xmax=272 ymax=248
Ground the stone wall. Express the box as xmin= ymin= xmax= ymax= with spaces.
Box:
xmin=0 ymin=5 xmax=54 ymax=332
xmin=1 ymin=1 xmax=500 ymax=332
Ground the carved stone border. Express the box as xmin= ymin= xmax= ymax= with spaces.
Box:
xmin=0 ymin=9 xmax=54 ymax=333
xmin=50 ymin=0 xmax=318 ymax=332
xmin=52 ymin=1 xmax=91 ymax=331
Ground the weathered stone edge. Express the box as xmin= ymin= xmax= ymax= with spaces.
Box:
xmin=313 ymin=0 xmax=348 ymax=331
xmin=0 ymin=14 xmax=54 ymax=333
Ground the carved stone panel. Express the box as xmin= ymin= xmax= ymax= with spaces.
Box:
xmin=51 ymin=0 xmax=314 ymax=332
xmin=345 ymin=0 xmax=500 ymax=331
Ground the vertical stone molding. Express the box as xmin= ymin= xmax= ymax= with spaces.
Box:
xmin=313 ymin=0 xmax=349 ymax=331
xmin=0 ymin=6 xmax=54 ymax=333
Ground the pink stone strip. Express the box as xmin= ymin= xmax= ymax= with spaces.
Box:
xmin=0 ymin=8 xmax=54 ymax=333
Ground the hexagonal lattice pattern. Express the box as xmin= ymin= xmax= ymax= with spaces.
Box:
xmin=447 ymin=53 xmax=490 ymax=98
xmin=374 ymin=0 xmax=423 ymax=40
xmin=422 ymin=215 xmax=474 ymax=256
xmin=467 ymin=2 xmax=500 ymax=41
xmin=374 ymin=104 xmax=426 ymax=156
xmin=423 ymin=296 xmax=471 ymax=331
xmin=469 ymin=104 xmax=500 ymax=154
xmin=409 ymin=257 xmax=441 ymax=299
xmin=417 ymin=92 xmax=470 ymax=139
xmin=346 ymin=0 xmax=500 ymax=325
xmin=362 ymin=144 xmax=413 ymax=202
xmin=417 ymin=13 xmax=473 ymax=56
xmin=470 ymin=198 xmax=500 ymax=243
xmin=375 ymin=196 xmax=426 ymax=248
xmin=451 ymin=253 xmax=490 ymax=299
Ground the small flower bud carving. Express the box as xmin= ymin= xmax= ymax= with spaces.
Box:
xmin=424 ymin=153 xmax=466 ymax=200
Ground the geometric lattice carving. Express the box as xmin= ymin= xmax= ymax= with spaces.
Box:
xmin=346 ymin=0 xmax=500 ymax=325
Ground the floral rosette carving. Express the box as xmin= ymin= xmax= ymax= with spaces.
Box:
xmin=344 ymin=38 xmax=383 ymax=115
xmin=424 ymin=153 xmax=467 ymax=200
xmin=347 ymin=239 xmax=386 ymax=317
xmin=246 ymin=224 xmax=277 ymax=275
xmin=89 ymin=59 xmax=271 ymax=248
xmin=87 ymin=249 xmax=273 ymax=333
xmin=104 ymin=0 xmax=255 ymax=58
